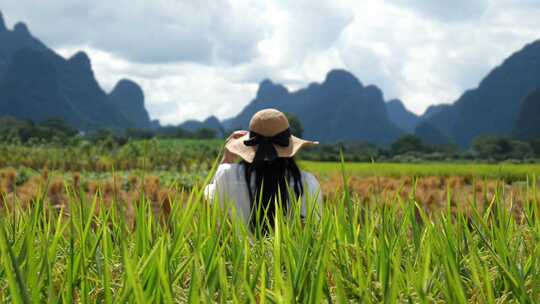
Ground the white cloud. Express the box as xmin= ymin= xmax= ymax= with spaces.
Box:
xmin=388 ymin=0 xmax=490 ymax=22
xmin=4 ymin=0 xmax=540 ymax=122
xmin=330 ymin=0 xmax=540 ymax=112
xmin=57 ymin=47 xmax=258 ymax=125
xmin=2 ymin=0 xmax=266 ymax=64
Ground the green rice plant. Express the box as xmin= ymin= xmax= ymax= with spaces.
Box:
xmin=0 ymin=139 xmax=223 ymax=172
xmin=2 ymin=140 xmax=539 ymax=182
xmin=303 ymin=161 xmax=540 ymax=182
xmin=0 ymin=168 xmax=540 ymax=303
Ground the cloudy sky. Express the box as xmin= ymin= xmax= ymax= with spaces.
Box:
xmin=2 ymin=0 xmax=540 ymax=124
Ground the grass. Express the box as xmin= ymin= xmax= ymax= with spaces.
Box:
xmin=303 ymin=161 xmax=540 ymax=181
xmin=1 ymin=164 xmax=540 ymax=302
xmin=0 ymin=139 xmax=222 ymax=171
xmin=3 ymin=138 xmax=539 ymax=177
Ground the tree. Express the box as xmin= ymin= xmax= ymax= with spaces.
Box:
xmin=125 ymin=128 xmax=154 ymax=140
xmin=285 ymin=113 xmax=304 ymax=137
xmin=472 ymin=136 xmax=511 ymax=159
xmin=508 ymin=140 xmax=534 ymax=159
xmin=0 ymin=116 xmax=30 ymax=143
xmin=193 ymin=128 xmax=216 ymax=139
xmin=174 ymin=127 xmax=191 ymax=139
xmin=39 ymin=118 xmax=78 ymax=137
xmin=88 ymin=129 xmax=127 ymax=147
xmin=390 ymin=135 xmax=425 ymax=155
xmin=0 ymin=116 xmax=78 ymax=144
xmin=472 ymin=136 xmax=533 ymax=160
xmin=529 ymin=139 xmax=540 ymax=157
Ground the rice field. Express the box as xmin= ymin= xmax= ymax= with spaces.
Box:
xmin=304 ymin=161 xmax=540 ymax=181
xmin=0 ymin=169 xmax=539 ymax=302
xmin=0 ymin=139 xmax=222 ymax=171
xmin=1 ymin=143 xmax=540 ymax=302
xmin=2 ymin=165 xmax=537 ymax=220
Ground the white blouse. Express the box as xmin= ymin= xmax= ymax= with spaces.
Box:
xmin=204 ymin=163 xmax=323 ymax=226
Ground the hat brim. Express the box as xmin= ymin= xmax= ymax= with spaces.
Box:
xmin=225 ymin=134 xmax=318 ymax=163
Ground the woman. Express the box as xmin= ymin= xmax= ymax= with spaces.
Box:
xmin=204 ymin=108 xmax=322 ymax=231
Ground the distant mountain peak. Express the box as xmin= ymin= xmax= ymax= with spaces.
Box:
xmin=258 ymin=78 xmax=284 ymax=91
xmin=69 ymin=51 xmax=91 ymax=70
xmin=109 ymin=78 xmax=150 ymax=128
xmin=13 ymin=22 xmax=30 ymax=35
xmin=259 ymin=78 xmax=274 ymax=87
xmin=385 ymin=98 xmax=420 ymax=133
xmin=324 ymin=69 xmax=363 ymax=88
xmin=111 ymin=79 xmax=144 ymax=103
xmin=0 ymin=11 xmax=150 ymax=131
xmin=386 ymin=98 xmax=412 ymax=112
xmin=422 ymin=103 xmax=449 ymax=118
xmin=113 ymin=79 xmax=142 ymax=93
xmin=256 ymin=78 xmax=289 ymax=99
xmin=387 ymin=99 xmax=405 ymax=107
xmin=204 ymin=115 xmax=220 ymax=124
xmin=178 ymin=115 xmax=225 ymax=138
xmin=226 ymin=68 xmax=402 ymax=144
xmin=364 ymin=85 xmax=384 ymax=101
xmin=0 ymin=11 xmax=6 ymax=32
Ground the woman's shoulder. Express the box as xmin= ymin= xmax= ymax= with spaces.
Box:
xmin=216 ymin=163 xmax=240 ymax=171
xmin=300 ymin=170 xmax=319 ymax=186
xmin=215 ymin=163 xmax=244 ymax=180
xmin=299 ymin=170 xmax=322 ymax=201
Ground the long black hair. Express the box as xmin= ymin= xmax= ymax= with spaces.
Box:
xmin=242 ymin=157 xmax=303 ymax=231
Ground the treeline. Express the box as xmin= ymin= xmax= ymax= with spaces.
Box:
xmin=0 ymin=116 xmax=217 ymax=147
xmin=2 ymin=116 xmax=540 ymax=163
xmin=300 ymin=135 xmax=540 ymax=163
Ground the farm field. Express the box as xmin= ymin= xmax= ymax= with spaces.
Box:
xmin=0 ymin=139 xmax=222 ymax=171
xmin=305 ymin=161 xmax=540 ymax=180
xmin=3 ymin=139 xmax=539 ymax=173
xmin=2 ymin=161 xmax=538 ymax=216
xmin=0 ymin=140 xmax=539 ymax=302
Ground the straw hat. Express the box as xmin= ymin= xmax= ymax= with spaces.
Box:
xmin=226 ymin=108 xmax=318 ymax=163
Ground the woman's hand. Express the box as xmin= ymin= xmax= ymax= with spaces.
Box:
xmin=222 ymin=130 xmax=248 ymax=163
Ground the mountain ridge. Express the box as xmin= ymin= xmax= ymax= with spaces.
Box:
xmin=0 ymin=14 xmax=152 ymax=131
xmin=513 ymin=88 xmax=540 ymax=140
xmin=109 ymin=79 xmax=152 ymax=129
xmin=2 ymin=11 xmax=540 ymax=145
xmin=385 ymin=99 xmax=420 ymax=133
xmin=0 ymin=11 xmax=6 ymax=32
xmin=421 ymin=39 xmax=540 ymax=146
xmin=224 ymin=69 xmax=403 ymax=144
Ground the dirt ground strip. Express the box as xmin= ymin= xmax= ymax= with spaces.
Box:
xmin=318 ymin=174 xmax=539 ymax=214
xmin=1 ymin=168 xmax=539 ymax=219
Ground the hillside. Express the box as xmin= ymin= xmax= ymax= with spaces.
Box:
xmin=225 ymin=69 xmax=403 ymax=144
xmin=2 ymin=11 xmax=540 ymax=143
xmin=422 ymin=40 xmax=540 ymax=147
xmin=0 ymin=12 xmax=152 ymax=131
xmin=513 ymin=88 xmax=540 ymax=139
xmin=109 ymin=79 xmax=152 ymax=129
xmin=179 ymin=116 xmax=225 ymax=137
xmin=385 ymin=99 xmax=420 ymax=133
